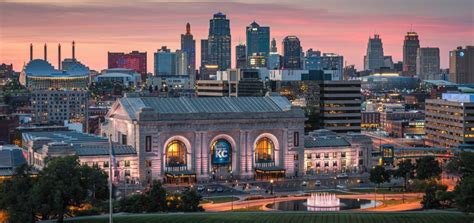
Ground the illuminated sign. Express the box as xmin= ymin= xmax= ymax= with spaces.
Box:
xmin=212 ymin=139 xmax=231 ymax=165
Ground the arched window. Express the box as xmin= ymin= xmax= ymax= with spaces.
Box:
xmin=166 ymin=140 xmax=186 ymax=167
xmin=255 ymin=137 xmax=274 ymax=163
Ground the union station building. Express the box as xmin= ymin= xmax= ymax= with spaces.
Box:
xmin=102 ymin=94 xmax=306 ymax=183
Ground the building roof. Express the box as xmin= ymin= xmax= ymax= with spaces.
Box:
xmin=23 ymin=59 xmax=88 ymax=77
xmin=0 ymin=145 xmax=27 ymax=176
xmin=304 ymin=136 xmax=351 ymax=148
xmin=422 ymin=80 xmax=456 ymax=86
xmin=117 ymin=95 xmax=294 ymax=120
xmin=74 ymin=144 xmax=137 ymax=156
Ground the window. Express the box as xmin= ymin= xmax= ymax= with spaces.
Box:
xmin=333 ymin=161 xmax=337 ymax=167
xmin=359 ymin=159 xmax=364 ymax=165
xmin=116 ymin=161 xmax=120 ymax=167
xmin=146 ymin=160 xmax=152 ymax=168
xmin=145 ymin=136 xmax=152 ymax=152
xmin=124 ymin=169 xmax=131 ymax=177
xmin=255 ymin=137 xmax=274 ymax=163
xmin=166 ymin=140 xmax=187 ymax=167
xmin=124 ymin=160 xmax=130 ymax=167
xmin=324 ymin=153 xmax=329 ymax=159
xmin=324 ymin=161 xmax=329 ymax=167
xmin=359 ymin=151 xmax=364 ymax=156
xmin=333 ymin=152 xmax=337 ymax=158
xmin=293 ymin=132 xmax=299 ymax=147
xmin=316 ymin=162 xmax=320 ymax=167
xmin=121 ymin=133 xmax=127 ymax=145
xmin=341 ymin=152 xmax=346 ymax=158
xmin=307 ymin=153 xmax=312 ymax=159
xmin=316 ymin=153 xmax=321 ymax=159
xmin=294 ymin=154 xmax=299 ymax=161
xmin=103 ymin=161 xmax=109 ymax=168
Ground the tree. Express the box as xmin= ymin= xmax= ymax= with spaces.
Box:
xmin=33 ymin=156 xmax=107 ymax=222
xmin=454 ymin=151 xmax=474 ymax=212
xmin=180 ymin=190 xmax=204 ymax=212
xmin=394 ymin=159 xmax=415 ymax=190
xmin=0 ymin=165 xmax=37 ymax=223
xmin=416 ymin=157 xmax=442 ymax=180
xmin=369 ymin=166 xmax=391 ymax=186
xmin=143 ymin=180 xmax=167 ymax=212
xmin=421 ymin=180 xmax=447 ymax=209
xmin=80 ymin=164 xmax=109 ymax=204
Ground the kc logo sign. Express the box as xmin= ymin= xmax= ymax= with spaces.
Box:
xmin=212 ymin=140 xmax=231 ymax=165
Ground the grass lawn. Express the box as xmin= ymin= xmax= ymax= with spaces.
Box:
xmin=203 ymin=196 xmax=240 ymax=204
xmin=66 ymin=212 xmax=474 ymax=223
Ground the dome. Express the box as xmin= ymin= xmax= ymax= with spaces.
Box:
xmin=61 ymin=59 xmax=90 ymax=77
xmin=23 ymin=59 xmax=57 ymax=76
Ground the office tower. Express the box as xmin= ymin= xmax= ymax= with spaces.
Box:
xmin=181 ymin=23 xmax=196 ymax=76
xmin=394 ymin=61 xmax=403 ymax=72
xmin=208 ymin=12 xmax=231 ymax=71
xmin=426 ymin=93 xmax=474 ymax=148
xmin=175 ymin=50 xmax=188 ymax=76
xmin=449 ymin=46 xmax=474 ymax=84
xmin=236 ymin=44 xmax=247 ymax=69
xmin=304 ymin=48 xmax=321 ymax=71
xmin=416 ymin=47 xmax=440 ymax=80
xmin=383 ymin=56 xmax=394 ymax=69
xmin=154 ymin=46 xmax=175 ymax=76
xmin=282 ymin=36 xmax=302 ymax=69
xmin=364 ymin=34 xmax=385 ymax=71
xmin=108 ymin=51 xmax=147 ymax=81
xmin=268 ymin=53 xmax=281 ymax=70
xmin=403 ymin=31 xmax=420 ymax=77
xmin=319 ymin=80 xmax=362 ymax=133
xmin=270 ymin=38 xmax=277 ymax=53
xmin=246 ymin=21 xmax=270 ymax=66
xmin=200 ymin=39 xmax=209 ymax=68
xmin=321 ymin=53 xmax=344 ymax=80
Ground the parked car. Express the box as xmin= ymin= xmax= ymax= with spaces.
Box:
xmin=216 ymin=187 xmax=224 ymax=192
xmin=301 ymin=181 xmax=308 ymax=187
xmin=207 ymin=187 xmax=216 ymax=193
xmin=336 ymin=184 xmax=346 ymax=189
xmin=315 ymin=180 xmax=321 ymax=187
xmin=336 ymin=173 xmax=349 ymax=179
xmin=197 ymin=185 xmax=205 ymax=192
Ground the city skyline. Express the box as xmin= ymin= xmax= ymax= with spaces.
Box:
xmin=1 ymin=0 xmax=473 ymax=72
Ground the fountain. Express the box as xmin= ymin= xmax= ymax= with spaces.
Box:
xmin=306 ymin=192 xmax=341 ymax=211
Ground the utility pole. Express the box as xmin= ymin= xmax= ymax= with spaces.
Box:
xmin=108 ymin=135 xmax=113 ymax=223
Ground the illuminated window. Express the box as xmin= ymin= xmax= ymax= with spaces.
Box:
xmin=255 ymin=137 xmax=274 ymax=163
xmin=166 ymin=140 xmax=187 ymax=167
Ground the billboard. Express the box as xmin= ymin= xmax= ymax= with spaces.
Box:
xmin=212 ymin=139 xmax=231 ymax=165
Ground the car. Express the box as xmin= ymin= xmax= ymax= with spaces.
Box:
xmin=314 ymin=180 xmax=321 ymax=187
xmin=207 ymin=187 xmax=216 ymax=193
xmin=216 ymin=187 xmax=224 ymax=192
xmin=357 ymin=179 xmax=364 ymax=184
xmin=197 ymin=185 xmax=205 ymax=192
xmin=336 ymin=184 xmax=346 ymax=189
xmin=181 ymin=186 xmax=190 ymax=192
xmin=301 ymin=181 xmax=308 ymax=187
xmin=336 ymin=173 xmax=349 ymax=179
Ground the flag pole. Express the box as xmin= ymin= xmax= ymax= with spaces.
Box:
xmin=108 ymin=134 xmax=113 ymax=223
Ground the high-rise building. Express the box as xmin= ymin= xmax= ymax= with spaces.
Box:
xmin=403 ymin=31 xmax=420 ymax=77
xmin=321 ymin=53 xmax=344 ymax=81
xmin=154 ymin=46 xmax=175 ymax=76
xmin=383 ymin=56 xmax=394 ymax=69
xmin=246 ymin=21 xmax=270 ymax=67
xmin=200 ymin=39 xmax=209 ymax=68
xmin=236 ymin=44 xmax=246 ymax=69
xmin=364 ymin=34 xmax=385 ymax=71
xmin=304 ymin=48 xmax=321 ymax=71
xmin=208 ymin=12 xmax=231 ymax=71
xmin=449 ymin=46 xmax=474 ymax=84
xmin=282 ymin=36 xmax=302 ymax=69
xmin=270 ymin=38 xmax=277 ymax=53
xmin=181 ymin=23 xmax=196 ymax=76
xmin=175 ymin=50 xmax=189 ymax=76
xmin=416 ymin=47 xmax=440 ymax=80
xmin=108 ymin=51 xmax=147 ymax=81
xmin=426 ymin=93 xmax=474 ymax=148
xmin=319 ymin=80 xmax=362 ymax=133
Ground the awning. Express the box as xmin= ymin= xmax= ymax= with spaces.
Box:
xmin=165 ymin=170 xmax=196 ymax=178
xmin=255 ymin=167 xmax=286 ymax=174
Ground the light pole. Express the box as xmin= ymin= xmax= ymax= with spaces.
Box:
xmin=108 ymin=135 xmax=113 ymax=223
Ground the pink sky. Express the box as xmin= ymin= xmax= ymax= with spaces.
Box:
xmin=0 ymin=0 xmax=473 ymax=72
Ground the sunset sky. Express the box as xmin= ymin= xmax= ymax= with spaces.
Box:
xmin=1 ymin=0 xmax=473 ymax=72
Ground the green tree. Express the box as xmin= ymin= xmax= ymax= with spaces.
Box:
xmin=454 ymin=151 xmax=474 ymax=212
xmin=0 ymin=164 xmax=37 ymax=223
xmin=416 ymin=157 xmax=442 ymax=180
xmin=394 ymin=159 xmax=415 ymax=190
xmin=180 ymin=190 xmax=204 ymax=212
xmin=144 ymin=180 xmax=168 ymax=212
xmin=369 ymin=166 xmax=391 ymax=186
xmin=421 ymin=180 xmax=447 ymax=209
xmin=80 ymin=164 xmax=109 ymax=204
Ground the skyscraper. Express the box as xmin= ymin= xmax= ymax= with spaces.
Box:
xmin=208 ymin=12 xmax=231 ymax=71
xmin=403 ymin=31 xmax=420 ymax=77
xmin=449 ymin=46 xmax=474 ymax=84
xmin=416 ymin=47 xmax=440 ymax=80
xmin=321 ymin=53 xmax=344 ymax=81
xmin=181 ymin=23 xmax=196 ymax=76
xmin=154 ymin=46 xmax=175 ymax=76
xmin=246 ymin=21 xmax=270 ymax=66
xmin=200 ymin=39 xmax=209 ymax=68
xmin=236 ymin=44 xmax=247 ymax=69
xmin=108 ymin=51 xmax=147 ymax=81
xmin=282 ymin=36 xmax=302 ymax=69
xmin=364 ymin=34 xmax=384 ymax=71
xmin=304 ymin=48 xmax=321 ymax=71
xmin=270 ymin=38 xmax=277 ymax=53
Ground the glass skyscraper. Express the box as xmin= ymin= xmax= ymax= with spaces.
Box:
xmin=403 ymin=31 xmax=420 ymax=77
xmin=282 ymin=36 xmax=302 ymax=69
xmin=246 ymin=21 xmax=270 ymax=66
xmin=181 ymin=23 xmax=196 ymax=76
xmin=364 ymin=34 xmax=385 ymax=71
xmin=208 ymin=12 xmax=231 ymax=71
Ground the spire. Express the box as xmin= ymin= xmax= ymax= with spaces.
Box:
xmin=30 ymin=43 xmax=33 ymax=61
xmin=44 ymin=43 xmax=47 ymax=61
xmin=58 ymin=43 xmax=62 ymax=70
xmin=186 ymin=23 xmax=191 ymax=34
xmin=72 ymin=41 xmax=76 ymax=60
